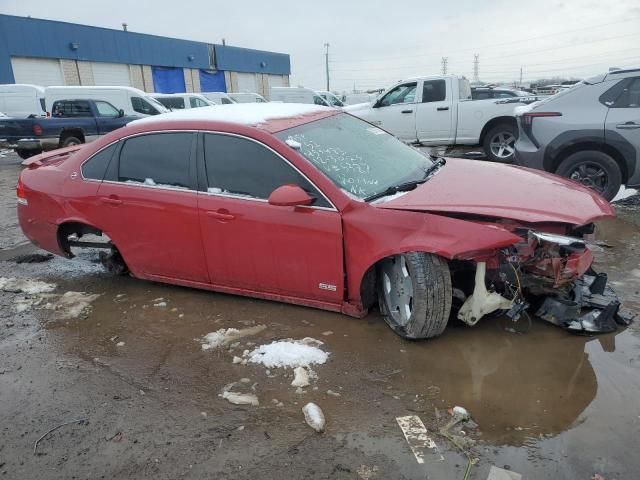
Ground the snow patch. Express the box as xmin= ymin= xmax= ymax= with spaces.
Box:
xmin=371 ymin=190 xmax=410 ymax=204
xmin=222 ymin=391 xmax=259 ymax=406
xmin=291 ymin=366 xmax=311 ymax=387
xmin=0 ymin=277 xmax=56 ymax=294
xmin=302 ymin=402 xmax=326 ymax=432
xmin=246 ymin=338 xmax=328 ymax=368
xmin=201 ymin=325 xmax=266 ymax=350
xmin=612 ymin=186 xmax=638 ymax=202
xmin=45 ymin=291 xmax=101 ymax=319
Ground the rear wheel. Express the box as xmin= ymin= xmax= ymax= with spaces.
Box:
xmin=483 ymin=123 xmax=518 ymax=163
xmin=378 ymin=252 xmax=452 ymax=339
xmin=61 ymin=136 xmax=82 ymax=148
xmin=556 ymin=150 xmax=622 ymax=201
xmin=15 ymin=148 xmax=37 ymax=160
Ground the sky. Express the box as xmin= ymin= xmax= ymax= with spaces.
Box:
xmin=2 ymin=0 xmax=640 ymax=92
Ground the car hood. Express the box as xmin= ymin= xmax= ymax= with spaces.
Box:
xmin=376 ymin=158 xmax=615 ymax=225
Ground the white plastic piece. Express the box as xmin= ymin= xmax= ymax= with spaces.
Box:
xmin=302 ymin=403 xmax=325 ymax=432
xmin=457 ymin=262 xmax=513 ymax=326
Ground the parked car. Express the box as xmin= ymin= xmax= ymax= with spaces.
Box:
xmin=0 ymin=84 xmax=46 ymax=118
xmin=342 ymin=93 xmax=377 ymax=105
xmin=270 ymin=87 xmax=331 ymax=106
xmin=514 ymin=67 xmax=640 ymax=201
xmin=346 ymin=75 xmax=535 ymax=162
xmin=471 ymin=87 xmax=537 ymax=100
xmin=0 ymin=98 xmax=137 ymax=158
xmin=317 ymin=90 xmax=344 ymax=107
xmin=152 ymin=93 xmax=215 ymax=110
xmin=17 ymin=103 xmax=619 ymax=339
xmin=202 ymin=92 xmax=237 ymax=105
xmin=45 ymin=86 xmax=169 ymax=117
xmin=229 ymin=92 xmax=267 ymax=103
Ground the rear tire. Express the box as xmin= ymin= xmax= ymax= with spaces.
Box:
xmin=555 ymin=150 xmax=622 ymax=201
xmin=16 ymin=148 xmax=37 ymax=160
xmin=61 ymin=136 xmax=82 ymax=148
xmin=378 ymin=252 xmax=452 ymax=339
xmin=483 ymin=123 xmax=518 ymax=163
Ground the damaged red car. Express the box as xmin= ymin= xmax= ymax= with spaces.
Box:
xmin=16 ymin=104 xmax=632 ymax=339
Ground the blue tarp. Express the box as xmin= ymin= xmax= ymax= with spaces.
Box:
xmin=199 ymin=70 xmax=227 ymax=92
xmin=152 ymin=67 xmax=186 ymax=93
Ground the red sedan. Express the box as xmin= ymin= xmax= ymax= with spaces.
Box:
xmin=16 ymin=104 xmax=619 ymax=338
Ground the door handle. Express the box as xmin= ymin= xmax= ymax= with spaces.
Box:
xmin=206 ymin=210 xmax=235 ymax=221
xmin=401 ymin=109 xmax=413 ymax=114
xmin=99 ymin=196 xmax=122 ymax=206
xmin=616 ymin=122 xmax=640 ymax=129
xmin=437 ymin=107 xmax=449 ymax=111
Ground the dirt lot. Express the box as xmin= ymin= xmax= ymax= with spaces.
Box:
xmin=1 ymin=151 xmax=639 ymax=479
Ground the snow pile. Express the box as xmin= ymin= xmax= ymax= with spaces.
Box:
xmin=201 ymin=325 xmax=266 ymax=350
xmin=302 ymin=402 xmax=326 ymax=432
xmin=612 ymin=186 xmax=638 ymax=202
xmin=132 ymin=103 xmax=332 ymax=128
xmin=291 ymin=366 xmax=311 ymax=387
xmin=246 ymin=338 xmax=328 ymax=368
xmin=222 ymin=391 xmax=259 ymax=406
xmin=45 ymin=291 xmax=101 ymax=319
xmin=0 ymin=277 xmax=56 ymax=294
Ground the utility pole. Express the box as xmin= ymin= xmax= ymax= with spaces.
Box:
xmin=324 ymin=43 xmax=330 ymax=91
xmin=519 ymin=66 xmax=523 ymax=87
xmin=473 ymin=54 xmax=479 ymax=83
xmin=441 ymin=57 xmax=448 ymax=75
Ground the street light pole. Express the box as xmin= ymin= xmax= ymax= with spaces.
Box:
xmin=324 ymin=43 xmax=330 ymax=91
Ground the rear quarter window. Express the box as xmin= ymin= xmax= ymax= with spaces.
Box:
xmin=81 ymin=143 xmax=117 ymax=181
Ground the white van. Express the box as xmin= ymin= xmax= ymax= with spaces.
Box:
xmin=201 ymin=92 xmax=237 ymax=105
xmin=0 ymin=84 xmax=46 ymax=118
xmin=151 ymin=93 xmax=215 ymax=110
xmin=228 ymin=92 xmax=267 ymax=103
xmin=44 ymin=86 xmax=169 ymax=116
xmin=270 ymin=87 xmax=331 ymax=106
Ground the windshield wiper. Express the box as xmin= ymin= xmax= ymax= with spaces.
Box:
xmin=364 ymin=157 xmax=446 ymax=202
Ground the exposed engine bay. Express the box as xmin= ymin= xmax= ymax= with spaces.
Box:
xmin=453 ymin=222 xmax=635 ymax=334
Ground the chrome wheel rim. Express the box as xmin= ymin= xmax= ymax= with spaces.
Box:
xmin=489 ymin=132 xmax=516 ymax=159
xmin=381 ymin=255 xmax=414 ymax=326
xmin=568 ymin=162 xmax=608 ymax=194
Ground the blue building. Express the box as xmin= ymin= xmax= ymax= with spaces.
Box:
xmin=0 ymin=14 xmax=290 ymax=98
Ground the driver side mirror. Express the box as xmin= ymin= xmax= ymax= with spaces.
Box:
xmin=118 ymin=109 xmax=125 ymax=117
xmin=268 ymin=184 xmax=314 ymax=207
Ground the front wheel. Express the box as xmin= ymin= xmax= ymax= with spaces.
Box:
xmin=556 ymin=150 xmax=622 ymax=201
xmin=378 ymin=252 xmax=452 ymax=339
xmin=61 ymin=136 xmax=83 ymax=148
xmin=483 ymin=123 xmax=518 ymax=163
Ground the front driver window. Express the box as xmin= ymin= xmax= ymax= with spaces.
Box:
xmin=378 ymin=83 xmax=417 ymax=107
xmin=95 ymin=101 xmax=120 ymax=117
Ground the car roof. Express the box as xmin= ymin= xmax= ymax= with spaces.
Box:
xmin=129 ymin=103 xmax=338 ymax=133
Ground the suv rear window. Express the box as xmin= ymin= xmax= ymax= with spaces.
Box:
xmin=118 ymin=133 xmax=193 ymax=189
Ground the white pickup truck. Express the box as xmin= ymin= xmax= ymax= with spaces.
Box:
xmin=346 ymin=75 xmax=537 ymax=162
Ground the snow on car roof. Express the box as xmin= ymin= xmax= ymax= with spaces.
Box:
xmin=131 ymin=103 xmax=335 ymax=129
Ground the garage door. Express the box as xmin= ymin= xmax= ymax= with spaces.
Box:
xmin=236 ymin=73 xmax=258 ymax=93
xmin=91 ymin=62 xmax=131 ymax=86
xmin=267 ymin=75 xmax=286 ymax=88
xmin=11 ymin=57 xmax=64 ymax=86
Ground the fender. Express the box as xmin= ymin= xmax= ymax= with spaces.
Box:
xmin=342 ymin=204 xmax=522 ymax=305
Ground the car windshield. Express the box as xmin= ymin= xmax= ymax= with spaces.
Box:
xmin=276 ymin=113 xmax=433 ymax=200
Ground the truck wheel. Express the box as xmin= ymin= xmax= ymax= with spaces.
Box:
xmin=556 ymin=150 xmax=622 ymax=201
xmin=15 ymin=148 xmax=37 ymax=160
xmin=483 ymin=123 xmax=518 ymax=163
xmin=378 ymin=252 xmax=452 ymax=339
xmin=61 ymin=136 xmax=82 ymax=148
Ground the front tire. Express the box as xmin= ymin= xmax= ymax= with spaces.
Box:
xmin=61 ymin=136 xmax=83 ymax=148
xmin=555 ymin=150 xmax=622 ymax=201
xmin=483 ymin=123 xmax=518 ymax=163
xmin=378 ymin=252 xmax=452 ymax=339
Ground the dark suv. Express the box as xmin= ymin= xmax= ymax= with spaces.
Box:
xmin=514 ymin=68 xmax=640 ymax=200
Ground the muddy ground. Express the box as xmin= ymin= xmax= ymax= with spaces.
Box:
xmin=1 ymin=151 xmax=639 ymax=480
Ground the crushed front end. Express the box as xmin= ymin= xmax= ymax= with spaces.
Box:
xmin=455 ymin=222 xmax=634 ymax=334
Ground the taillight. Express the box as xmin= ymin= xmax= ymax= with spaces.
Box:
xmin=16 ymin=175 xmax=28 ymax=205
xmin=521 ymin=111 xmax=562 ymax=127
xmin=32 ymin=124 xmax=43 ymax=136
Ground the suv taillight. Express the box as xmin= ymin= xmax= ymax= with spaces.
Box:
xmin=32 ymin=124 xmax=43 ymax=136
xmin=16 ymin=175 xmax=28 ymax=205
xmin=521 ymin=111 xmax=562 ymax=127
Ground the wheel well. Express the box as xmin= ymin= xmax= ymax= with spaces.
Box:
xmin=57 ymin=222 xmax=101 ymax=257
xmin=59 ymin=129 xmax=85 ymax=145
xmin=549 ymin=142 xmax=629 ymax=183
xmin=479 ymin=116 xmax=518 ymax=145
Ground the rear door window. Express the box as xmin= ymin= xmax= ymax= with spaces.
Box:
xmin=82 ymin=143 xmax=117 ymax=181
xmin=612 ymin=77 xmax=640 ymax=108
xmin=421 ymin=80 xmax=446 ymax=103
xmin=118 ymin=133 xmax=194 ymax=189
xmin=72 ymin=101 xmax=92 ymax=117
xmin=203 ymin=133 xmax=330 ymax=207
